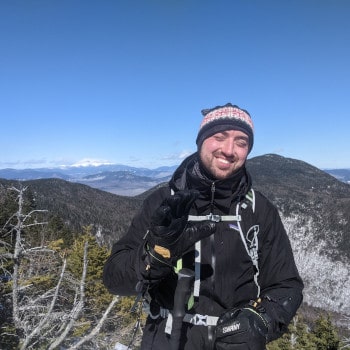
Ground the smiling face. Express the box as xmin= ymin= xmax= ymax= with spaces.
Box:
xmin=199 ymin=129 xmax=249 ymax=180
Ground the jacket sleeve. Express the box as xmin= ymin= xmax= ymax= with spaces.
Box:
xmin=103 ymin=188 xmax=168 ymax=296
xmin=256 ymin=194 xmax=304 ymax=342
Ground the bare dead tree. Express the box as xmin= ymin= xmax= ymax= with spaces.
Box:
xmin=7 ymin=186 xmax=48 ymax=331
xmin=289 ymin=316 xmax=298 ymax=348
xmin=1 ymin=186 xmax=125 ymax=349
xmin=340 ymin=314 xmax=350 ymax=349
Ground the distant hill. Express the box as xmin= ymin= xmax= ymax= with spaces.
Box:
xmin=1 ymin=154 xmax=349 ymax=322
xmin=324 ymin=168 xmax=350 ymax=183
xmin=75 ymin=170 xmax=171 ymax=196
xmin=247 ymin=154 xmax=350 ymax=257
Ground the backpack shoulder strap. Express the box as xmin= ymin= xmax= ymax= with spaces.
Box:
xmin=236 ymin=188 xmax=260 ymax=297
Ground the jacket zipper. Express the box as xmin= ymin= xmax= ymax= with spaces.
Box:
xmin=210 ymin=182 xmax=216 ymax=213
xmin=208 ymin=181 xmax=216 ymax=344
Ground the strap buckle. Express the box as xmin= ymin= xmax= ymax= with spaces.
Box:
xmin=184 ymin=313 xmax=219 ymax=326
xmin=193 ymin=314 xmax=208 ymax=326
xmin=206 ymin=213 xmax=221 ymax=222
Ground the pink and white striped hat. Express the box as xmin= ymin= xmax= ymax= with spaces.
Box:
xmin=196 ymin=103 xmax=254 ymax=153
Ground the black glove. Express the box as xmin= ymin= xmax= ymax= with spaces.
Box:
xmin=215 ymin=300 xmax=269 ymax=350
xmin=145 ymin=189 xmax=215 ymax=264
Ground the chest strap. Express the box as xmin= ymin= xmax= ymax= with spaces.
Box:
xmin=165 ymin=312 xmax=219 ymax=334
xmin=188 ymin=214 xmax=241 ymax=222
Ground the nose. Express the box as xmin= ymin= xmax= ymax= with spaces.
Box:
xmin=221 ymin=138 xmax=235 ymax=156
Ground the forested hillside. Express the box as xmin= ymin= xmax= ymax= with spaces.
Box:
xmin=0 ymin=178 xmax=142 ymax=249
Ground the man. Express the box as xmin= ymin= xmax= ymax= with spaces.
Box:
xmin=103 ymin=103 xmax=303 ymax=350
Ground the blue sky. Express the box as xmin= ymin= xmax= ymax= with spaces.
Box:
xmin=1 ymin=0 xmax=349 ymax=170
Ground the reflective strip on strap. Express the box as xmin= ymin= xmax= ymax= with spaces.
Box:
xmin=235 ymin=203 xmax=261 ymax=298
xmin=188 ymin=214 xmax=241 ymax=222
xmin=194 ymin=240 xmax=201 ymax=297
xmin=165 ymin=313 xmax=173 ymax=334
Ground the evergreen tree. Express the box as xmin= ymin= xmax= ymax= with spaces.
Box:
xmin=46 ymin=215 xmax=74 ymax=246
xmin=0 ymin=187 xmax=17 ymax=228
xmin=311 ymin=314 xmax=340 ymax=350
xmin=65 ymin=226 xmax=142 ymax=346
xmin=267 ymin=332 xmax=294 ymax=350
xmin=267 ymin=314 xmax=316 ymax=350
xmin=295 ymin=315 xmax=316 ymax=349
xmin=67 ymin=225 xmax=113 ymax=312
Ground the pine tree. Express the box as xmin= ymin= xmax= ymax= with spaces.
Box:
xmin=67 ymin=225 xmax=114 ymax=312
xmin=311 ymin=314 xmax=340 ymax=350
xmin=46 ymin=215 xmax=74 ymax=246
xmin=65 ymin=225 xmax=143 ymax=347
xmin=267 ymin=332 xmax=294 ymax=350
xmin=267 ymin=314 xmax=317 ymax=350
xmin=294 ymin=315 xmax=316 ymax=349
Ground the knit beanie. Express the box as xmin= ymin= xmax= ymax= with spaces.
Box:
xmin=196 ymin=103 xmax=254 ymax=153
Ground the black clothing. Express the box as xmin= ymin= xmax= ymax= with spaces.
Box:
xmin=103 ymin=153 xmax=303 ymax=349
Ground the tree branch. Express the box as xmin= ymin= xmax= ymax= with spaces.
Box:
xmin=67 ymin=295 xmax=120 ymax=350
xmin=47 ymin=241 xmax=89 ymax=350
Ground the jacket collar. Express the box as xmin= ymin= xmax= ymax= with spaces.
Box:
xmin=169 ymin=153 xmax=252 ymax=214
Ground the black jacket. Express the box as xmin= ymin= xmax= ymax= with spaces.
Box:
xmin=103 ymin=153 xmax=303 ymax=349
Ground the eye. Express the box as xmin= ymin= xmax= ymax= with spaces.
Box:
xmin=235 ymin=138 xmax=248 ymax=148
xmin=213 ymin=133 xmax=226 ymax=141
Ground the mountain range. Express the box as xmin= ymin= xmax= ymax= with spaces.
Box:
xmin=0 ymin=158 xmax=349 ymax=196
xmin=0 ymin=154 xmax=349 ymax=331
xmin=0 ymin=164 xmax=177 ymax=196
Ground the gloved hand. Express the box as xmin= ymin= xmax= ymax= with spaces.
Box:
xmin=145 ymin=189 xmax=215 ymax=264
xmin=215 ymin=301 xmax=269 ymax=350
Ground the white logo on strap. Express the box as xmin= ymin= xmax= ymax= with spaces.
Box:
xmin=222 ymin=322 xmax=240 ymax=334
